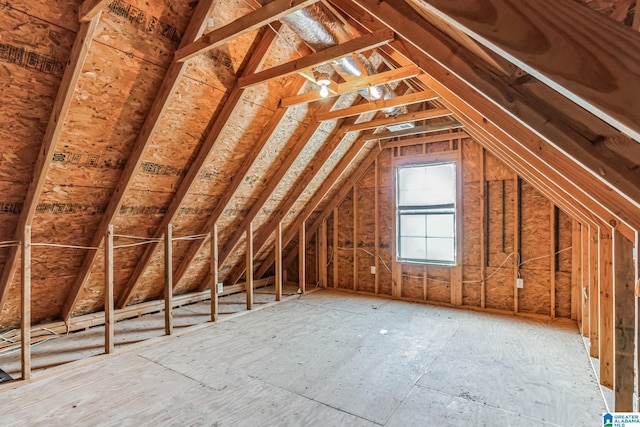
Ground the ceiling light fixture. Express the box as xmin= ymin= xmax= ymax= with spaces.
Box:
xmin=316 ymin=73 xmax=331 ymax=98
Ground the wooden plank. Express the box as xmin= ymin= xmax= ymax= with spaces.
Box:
xmin=614 ymin=230 xmax=635 ymax=411
xmin=599 ymin=227 xmax=614 ymax=388
xmin=0 ymin=17 xmax=101 ymax=316
xmin=175 ymin=0 xmax=318 ymax=62
xmin=514 ymin=176 xmax=520 ymax=314
xmin=62 ymin=0 xmax=218 ymax=318
xmin=21 ymin=225 xmax=31 ymax=380
xmin=79 ymin=0 xmax=110 ymax=22
xmin=572 ymin=221 xmax=581 ymax=324
xmin=342 ymin=107 xmax=453 ymax=133
xmin=275 ymin=222 xmax=283 ymax=301
xmin=299 ymin=222 xmax=306 ymax=294
xmin=333 ymin=208 xmax=339 ymax=289
xmin=105 ymin=224 xmax=114 ymax=354
xmin=582 ymin=224 xmax=590 ymax=338
xmin=341 ymin=0 xmax=640 ymax=233
xmin=116 ymin=27 xmax=280 ymax=309
xmin=479 ymin=146 xmax=486 ymax=308
xmin=320 ymin=219 xmax=328 ymax=288
xmin=317 ymin=90 xmax=438 ymax=121
xmin=164 ymin=224 xmax=173 ymax=336
xmin=247 ymin=223 xmax=254 ymax=310
xmin=211 ymin=224 xmax=219 ymax=322
xmin=589 ymin=225 xmax=599 ymax=358
xmin=374 ymin=157 xmax=380 ymax=294
xmin=237 ymin=30 xmax=395 ymax=88
xmin=280 ymin=65 xmax=421 ymax=107
xmin=408 ymin=0 xmax=640 ymax=141
xmin=550 ymin=205 xmax=556 ymax=318
xmin=353 ymin=185 xmax=358 ymax=291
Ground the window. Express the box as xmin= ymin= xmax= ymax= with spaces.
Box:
xmin=396 ymin=162 xmax=456 ymax=264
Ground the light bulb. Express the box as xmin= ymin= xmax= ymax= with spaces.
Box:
xmin=319 ymin=85 xmax=329 ymax=98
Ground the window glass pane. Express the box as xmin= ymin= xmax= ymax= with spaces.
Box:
xmin=427 ymin=214 xmax=454 ymax=238
xmin=400 ymin=237 xmax=426 ymax=260
xmin=426 ymin=237 xmax=455 ymax=262
xmin=398 ymin=163 xmax=455 ymax=207
xmin=399 ymin=214 xmax=426 ymax=237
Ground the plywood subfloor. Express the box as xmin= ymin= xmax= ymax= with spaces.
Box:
xmin=0 ymin=291 xmax=604 ymax=426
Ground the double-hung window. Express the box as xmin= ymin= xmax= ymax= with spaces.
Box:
xmin=396 ymin=162 xmax=456 ymax=264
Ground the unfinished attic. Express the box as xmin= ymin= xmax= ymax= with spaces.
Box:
xmin=0 ymin=0 xmax=639 ymax=424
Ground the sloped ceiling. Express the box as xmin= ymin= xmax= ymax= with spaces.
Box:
xmin=0 ymin=0 xmax=638 ymax=329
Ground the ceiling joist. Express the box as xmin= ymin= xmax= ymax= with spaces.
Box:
xmin=175 ymin=0 xmax=319 ymax=62
xmin=342 ymin=107 xmax=453 ymax=133
xmin=237 ymin=29 xmax=395 ymax=88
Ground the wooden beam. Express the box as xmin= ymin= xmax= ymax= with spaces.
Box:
xmin=210 ymin=224 xmax=219 ymax=322
xmin=342 ymin=107 xmax=453 ymax=133
xmin=115 ymin=27 xmax=281 ymax=309
xmin=246 ymin=222 xmax=254 ymax=310
xmin=589 ymin=225 xmax=599 ymax=358
xmin=237 ymin=29 xmax=395 ymax=88
xmin=255 ymin=140 xmax=375 ymax=281
xmin=374 ymin=157 xmax=379 ymax=294
xmin=62 ymin=0 xmax=218 ymax=319
xmin=317 ymin=90 xmax=437 ymax=121
xmin=550 ymin=205 xmax=556 ymax=318
xmin=407 ymin=0 xmax=640 ymax=141
xmin=600 ymin=227 xmax=614 ymax=388
xmin=79 ymin=0 xmax=109 ymax=21
xmin=582 ymin=224 xmax=590 ymax=337
xmin=353 ymin=185 xmax=358 ymax=291
xmin=104 ymin=224 xmax=114 ymax=354
xmin=514 ymin=176 xmax=520 ymax=314
xmin=343 ymin=0 xmax=640 ymax=233
xmin=175 ymin=0 xmax=318 ymax=62
xmin=275 ymin=222 xmax=283 ymax=301
xmin=360 ymin=120 xmax=463 ymax=141
xmin=299 ymin=222 xmax=306 ymax=294
xmin=614 ymin=230 xmax=636 ymax=411
xmin=164 ymin=224 xmax=173 ymax=336
xmin=572 ymin=221 xmax=582 ymax=323
xmin=280 ymin=65 xmax=420 ymax=107
xmin=21 ymin=225 xmax=31 ymax=380
xmin=0 ymin=17 xmax=101 ymax=316
xmin=333 ymin=208 xmax=339 ymax=289
xmin=479 ymin=146 xmax=486 ymax=308
xmin=320 ymin=219 xmax=328 ymax=288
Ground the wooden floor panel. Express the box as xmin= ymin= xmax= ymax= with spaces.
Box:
xmin=0 ymin=290 xmax=605 ymax=426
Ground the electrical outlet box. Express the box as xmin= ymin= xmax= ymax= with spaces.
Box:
xmin=516 ymin=278 xmax=524 ymax=289
xmin=217 ymin=282 xmax=223 ymax=293
xmin=370 ymin=266 xmax=376 ymax=275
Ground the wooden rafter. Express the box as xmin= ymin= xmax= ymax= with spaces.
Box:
xmin=407 ymin=0 xmax=640 ymax=141
xmin=316 ymin=90 xmax=438 ymax=121
xmin=338 ymin=0 xmax=640 ymax=233
xmin=192 ymin=101 xmax=342 ymax=290
xmin=341 ymin=107 xmax=453 ymax=133
xmin=61 ymin=0 xmax=218 ymax=319
xmin=79 ymin=0 xmax=110 ymax=22
xmin=279 ymin=65 xmax=420 ymax=107
xmin=0 ymin=17 xmax=102 ymax=315
xmin=175 ymin=0 xmax=319 ymax=62
xmin=115 ymin=28 xmax=284 ymax=309
xmin=164 ymin=75 xmax=310 ymax=293
xmin=237 ymin=29 xmax=395 ymax=88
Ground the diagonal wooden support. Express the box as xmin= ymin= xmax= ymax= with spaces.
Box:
xmin=79 ymin=0 xmax=110 ymax=21
xmin=61 ymin=0 xmax=218 ymax=319
xmin=237 ymin=29 xmax=395 ymax=88
xmin=175 ymin=0 xmax=319 ymax=62
xmin=114 ymin=27 xmax=284 ymax=309
xmin=0 ymin=16 xmax=102 ymax=316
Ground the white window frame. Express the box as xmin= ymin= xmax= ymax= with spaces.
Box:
xmin=395 ymin=160 xmax=457 ymax=265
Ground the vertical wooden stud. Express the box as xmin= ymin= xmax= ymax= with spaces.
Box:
xmin=550 ymin=205 xmax=556 ymax=318
xmin=589 ymin=225 xmax=599 ymax=358
xmin=211 ymin=223 xmax=219 ymax=321
xmin=600 ymin=226 xmax=614 ymax=388
xmin=246 ymin=222 xmax=253 ymax=310
xmin=513 ymin=175 xmax=520 ymax=313
xmin=320 ymin=219 xmax=328 ymax=288
xmin=299 ymin=221 xmax=306 ymax=294
xmin=572 ymin=221 xmax=582 ymax=325
xmin=582 ymin=225 xmax=590 ymax=338
xmin=21 ymin=225 xmax=31 ymax=380
xmin=614 ymin=230 xmax=635 ymax=411
xmin=479 ymin=146 xmax=486 ymax=308
xmin=104 ymin=224 xmax=114 ymax=354
xmin=333 ymin=208 xmax=339 ymax=289
xmin=353 ymin=185 xmax=358 ymax=291
xmin=454 ymin=137 xmax=463 ymax=306
xmin=164 ymin=223 xmax=173 ymax=335
xmin=275 ymin=221 xmax=282 ymax=301
xmin=374 ymin=156 xmax=380 ymax=294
